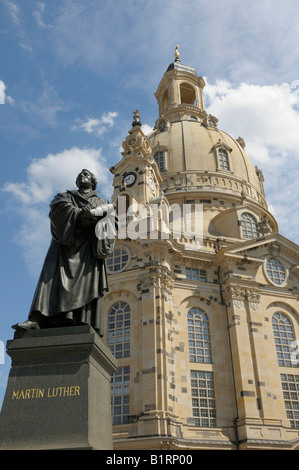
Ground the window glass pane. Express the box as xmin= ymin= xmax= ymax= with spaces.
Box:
xmin=280 ymin=374 xmax=299 ymax=429
xmin=190 ymin=371 xmax=216 ymax=427
xmin=107 ymin=248 xmax=130 ymax=273
xmin=218 ymin=149 xmax=230 ymax=170
xmin=240 ymin=213 xmax=258 ymax=239
xmin=111 ymin=367 xmax=130 ymax=425
xmin=187 ymin=308 xmax=212 ymax=363
xmin=154 ymin=151 xmax=165 ymax=172
xmin=186 ymin=268 xmax=207 ymax=281
xmin=272 ymin=313 xmax=296 ymax=368
xmin=108 ymin=301 xmax=130 ymax=358
xmin=266 ymin=257 xmax=286 ymax=285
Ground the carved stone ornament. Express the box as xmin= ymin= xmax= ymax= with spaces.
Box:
xmin=223 ymin=285 xmax=246 ymax=310
xmin=122 ymin=132 xmax=151 ymax=156
xmin=245 ymin=288 xmax=261 ymax=311
xmin=139 ymin=272 xmax=157 ymax=291
xmin=161 ymin=175 xmax=184 ymax=190
xmin=203 ymin=114 xmax=218 ymax=129
xmin=121 ymin=110 xmax=151 ymax=157
xmin=224 ymin=285 xmax=261 ymax=311
xmin=269 ymin=241 xmax=280 ymax=257
xmin=139 ymin=266 xmax=174 ymax=299
xmin=236 ymin=137 xmax=246 ymax=149
xmin=154 ymin=116 xmax=171 ymax=132
xmin=258 ymin=216 xmax=272 ymax=236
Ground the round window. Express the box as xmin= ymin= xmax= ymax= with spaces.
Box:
xmin=265 ymin=257 xmax=287 ymax=286
xmin=106 ymin=247 xmax=130 ymax=273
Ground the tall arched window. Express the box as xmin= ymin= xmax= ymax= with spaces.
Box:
xmin=108 ymin=301 xmax=130 ymax=358
xmin=180 ymin=82 xmax=196 ymax=105
xmin=154 ymin=150 xmax=166 ymax=172
xmin=272 ymin=312 xmax=296 ymax=367
xmin=187 ymin=308 xmax=212 ymax=363
xmin=240 ymin=212 xmax=258 ymax=239
xmin=218 ymin=149 xmax=230 ymax=171
xmin=162 ymin=90 xmax=169 ymax=111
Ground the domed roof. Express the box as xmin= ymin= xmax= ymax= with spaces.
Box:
xmin=148 ymin=120 xmax=261 ymax=191
xmin=147 ymin=58 xmax=267 ymax=210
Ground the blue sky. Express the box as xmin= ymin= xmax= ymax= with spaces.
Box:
xmin=1 ymin=0 xmax=299 ymax=407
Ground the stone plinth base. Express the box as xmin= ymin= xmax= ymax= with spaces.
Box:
xmin=0 ymin=325 xmax=117 ymax=450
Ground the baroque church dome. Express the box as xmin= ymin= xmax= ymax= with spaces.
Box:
xmin=146 ymin=54 xmax=278 ymax=239
xmin=148 ymin=119 xmax=265 ymax=205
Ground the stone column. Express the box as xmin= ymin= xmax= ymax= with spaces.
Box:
xmin=136 ymin=266 xmax=176 ymax=439
xmin=0 ymin=325 xmax=117 ymax=450
xmin=245 ymin=288 xmax=286 ymax=430
xmin=223 ymin=284 xmax=262 ymax=436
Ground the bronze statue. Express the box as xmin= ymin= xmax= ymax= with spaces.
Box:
xmin=13 ymin=169 xmax=116 ymax=336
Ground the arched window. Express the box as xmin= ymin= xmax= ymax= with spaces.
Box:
xmin=272 ymin=312 xmax=296 ymax=367
xmin=187 ymin=308 xmax=212 ymax=363
xmin=180 ymin=82 xmax=196 ymax=105
xmin=218 ymin=149 xmax=230 ymax=171
xmin=154 ymin=150 xmax=165 ymax=172
xmin=162 ymin=90 xmax=169 ymax=111
xmin=107 ymin=248 xmax=130 ymax=273
xmin=108 ymin=301 xmax=131 ymax=358
xmin=240 ymin=212 xmax=258 ymax=239
xmin=266 ymin=258 xmax=286 ymax=285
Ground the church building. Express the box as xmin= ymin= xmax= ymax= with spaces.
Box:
xmin=103 ymin=50 xmax=299 ymax=450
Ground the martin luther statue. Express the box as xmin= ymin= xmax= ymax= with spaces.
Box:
xmin=13 ymin=169 xmax=116 ymax=336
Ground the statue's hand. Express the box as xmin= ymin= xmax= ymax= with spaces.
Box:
xmin=90 ymin=203 xmax=114 ymax=217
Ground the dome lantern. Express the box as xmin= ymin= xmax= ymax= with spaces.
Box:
xmin=154 ymin=50 xmax=206 ymax=121
xmin=148 ymin=53 xmax=279 ymax=239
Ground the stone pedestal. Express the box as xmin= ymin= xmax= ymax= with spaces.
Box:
xmin=0 ymin=325 xmax=117 ymax=450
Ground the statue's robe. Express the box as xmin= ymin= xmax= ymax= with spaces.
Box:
xmin=28 ymin=189 xmax=114 ymax=335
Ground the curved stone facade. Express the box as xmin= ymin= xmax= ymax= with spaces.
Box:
xmin=106 ymin=55 xmax=299 ymax=450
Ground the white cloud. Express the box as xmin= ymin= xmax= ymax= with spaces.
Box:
xmin=141 ymin=124 xmax=154 ymax=136
xmin=4 ymin=0 xmax=20 ymax=24
xmin=205 ymin=80 xmax=299 ymax=162
xmin=5 ymin=94 xmax=14 ymax=106
xmin=19 ymin=80 xmax=65 ymax=126
xmin=33 ymin=2 xmax=52 ymax=29
xmin=0 ymin=80 xmax=14 ymax=105
xmin=4 ymin=1 xmax=33 ymax=53
xmin=0 ymin=81 xmax=5 ymax=104
xmin=19 ymin=41 xmax=32 ymax=53
xmin=48 ymin=0 xmax=299 ymax=92
xmin=72 ymin=111 xmax=118 ymax=136
xmin=3 ymin=147 xmax=113 ymax=276
xmin=204 ymin=79 xmax=299 ymax=244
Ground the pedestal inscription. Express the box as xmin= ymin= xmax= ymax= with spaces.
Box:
xmin=0 ymin=326 xmax=117 ymax=450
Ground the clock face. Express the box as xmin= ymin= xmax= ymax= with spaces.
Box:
xmin=123 ymin=172 xmax=136 ymax=187
xmin=149 ymin=177 xmax=155 ymax=192
xmin=128 ymin=137 xmax=136 ymax=146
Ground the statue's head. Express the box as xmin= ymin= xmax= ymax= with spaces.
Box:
xmin=76 ymin=169 xmax=97 ymax=190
